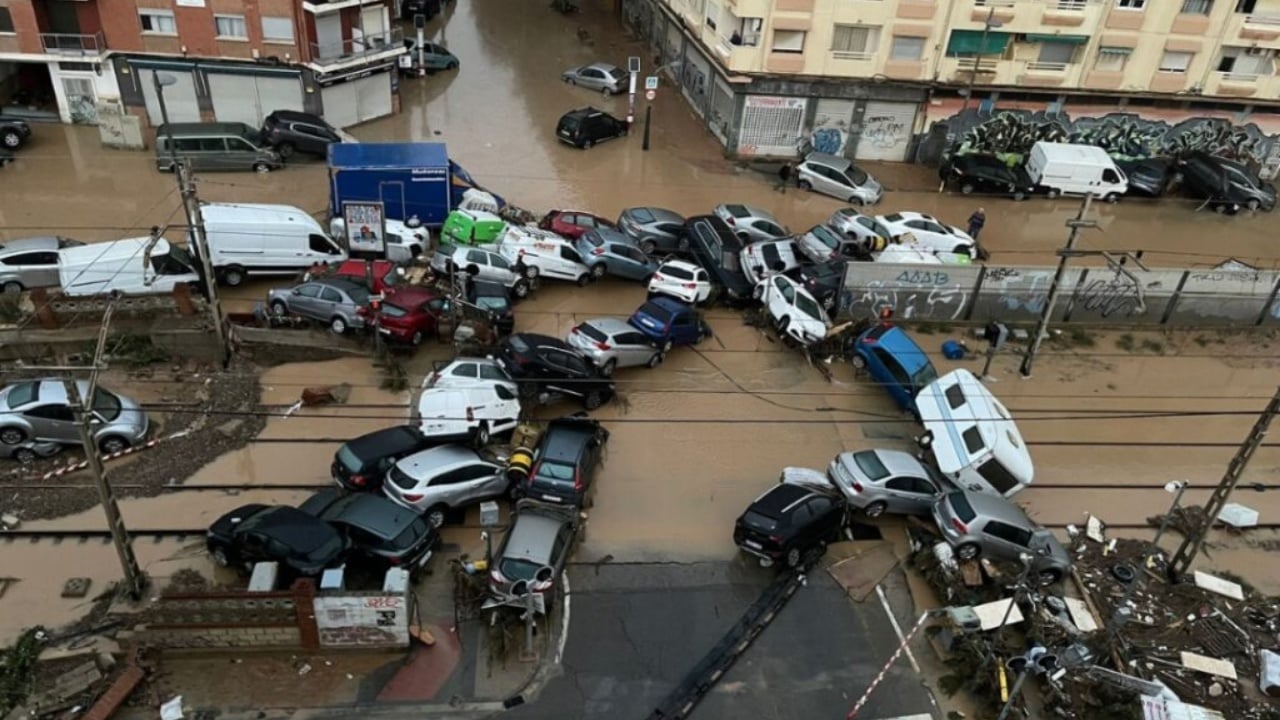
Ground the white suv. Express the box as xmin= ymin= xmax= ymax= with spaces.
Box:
xmin=496 ymin=226 xmax=592 ymax=285
xmin=431 ymin=243 xmax=531 ymax=299
xmin=647 ymin=259 xmax=712 ymax=305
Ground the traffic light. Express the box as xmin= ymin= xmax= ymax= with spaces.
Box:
xmin=1006 ymin=644 xmax=1059 ymax=677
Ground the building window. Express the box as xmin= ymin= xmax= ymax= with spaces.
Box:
xmin=139 ymin=10 xmax=177 ymax=35
xmin=772 ymin=29 xmax=805 ymax=53
xmin=215 ymin=14 xmax=248 ymax=39
xmin=1116 ymin=0 xmax=1146 ymax=8
xmin=0 ymin=9 xmax=13 ymax=33
xmin=1236 ymin=0 xmax=1257 ymax=12
xmin=1218 ymin=47 xmax=1274 ymax=74
xmin=261 ymin=16 xmax=294 ymax=42
xmin=1095 ymin=47 xmax=1131 ymax=71
xmin=830 ymin=25 xmax=879 ymax=58
xmin=1181 ymin=0 xmax=1213 ymax=14
xmin=1038 ymin=41 xmax=1078 ymax=64
xmin=1159 ymin=50 xmax=1194 ymax=72
xmin=890 ymin=36 xmax=926 ymax=61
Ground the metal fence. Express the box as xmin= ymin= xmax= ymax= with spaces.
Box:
xmin=838 ymin=263 xmax=1280 ymax=327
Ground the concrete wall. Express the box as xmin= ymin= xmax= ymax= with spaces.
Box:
xmin=314 ymin=592 xmax=410 ymax=649
xmin=839 ymin=263 xmax=1280 ymax=327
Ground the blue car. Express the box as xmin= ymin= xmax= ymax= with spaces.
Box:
xmin=847 ymin=324 xmax=938 ymax=413
xmin=626 ymin=296 xmax=711 ymax=352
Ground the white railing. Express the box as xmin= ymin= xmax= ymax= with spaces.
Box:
xmin=831 ymin=50 xmax=876 ymax=61
xmin=955 ymin=57 xmax=1002 ymax=72
xmin=1052 ymin=0 xmax=1088 ymax=10
xmin=1026 ymin=61 xmax=1070 ymax=72
xmin=975 ymin=0 xmax=1016 ymax=7
xmin=1243 ymin=13 xmax=1280 ymax=27
xmin=1219 ymin=71 xmax=1262 ymax=83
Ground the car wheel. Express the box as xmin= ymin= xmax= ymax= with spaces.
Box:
xmin=98 ymin=435 xmax=129 ymax=455
xmin=960 ymin=182 xmax=976 ymax=195
xmin=211 ymin=547 xmax=231 ymax=567
xmin=270 ymin=300 xmax=288 ymax=317
xmin=566 ymin=78 xmax=576 ymax=85
xmin=1 ymin=130 xmax=21 ymax=149
xmin=850 ymin=353 xmax=867 ymax=370
xmin=411 ymin=330 xmax=424 ymax=346
xmin=1047 ymin=188 xmax=1060 ymax=199
xmin=864 ymin=501 xmax=888 ymax=519
xmin=513 ymin=279 xmax=531 ymax=298
xmin=0 ymin=427 xmax=27 ymax=445
xmin=252 ymin=161 xmax=273 ymax=173
xmin=661 ymin=338 xmax=673 ymax=353
xmin=646 ymin=351 xmax=664 ymax=368
xmin=524 ymin=264 xmax=540 ymax=280
xmin=952 ymin=244 xmax=971 ymax=257
xmin=639 ymin=240 xmax=656 ymax=255
xmin=277 ymin=142 xmax=296 ymax=160
xmin=1013 ymin=190 xmax=1027 ymax=202
xmin=13 ymin=447 xmax=36 ymax=464
xmin=1 ymin=281 xmax=23 ymax=294
xmin=784 ymin=546 xmax=802 ymax=569
xmin=601 ymin=85 xmax=611 ymax=96
xmin=917 ymin=430 xmax=935 ymax=449
xmin=583 ymin=140 xmax=594 ymax=149
xmin=426 ymin=505 xmax=448 ymax=528
xmin=465 ymin=264 xmax=481 ymax=276
xmin=582 ymin=390 xmax=604 ymax=411
xmin=590 ymin=263 xmax=607 ymax=279
xmin=330 ymin=316 xmax=348 ymax=334
xmin=1247 ymin=198 xmax=1262 ymax=211
xmin=474 ymin=422 xmax=491 ymax=448
xmin=576 ymin=273 xmax=591 ymax=287
xmin=736 ymin=231 xmax=750 ymax=242
xmin=850 ymin=196 xmax=866 ymax=206
xmin=1103 ymin=192 xmax=1120 ymax=204
xmin=798 ymin=180 xmax=813 ymax=192
xmin=1038 ymin=569 xmax=1063 ymax=586
xmin=600 ymin=359 xmax=616 ymax=377
xmin=221 ymin=266 xmax=246 ymax=287
xmin=956 ymin=543 xmax=980 ymax=561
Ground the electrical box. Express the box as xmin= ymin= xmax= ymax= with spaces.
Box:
xmin=480 ymin=501 xmax=501 ymax=528
xmin=382 ymin=567 xmax=410 ymax=594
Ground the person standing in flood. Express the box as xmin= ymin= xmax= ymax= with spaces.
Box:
xmin=776 ymin=163 xmax=792 ymax=193
xmin=967 ymin=207 xmax=986 ymax=240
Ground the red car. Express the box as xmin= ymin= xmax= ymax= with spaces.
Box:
xmin=331 ymin=260 xmax=400 ymax=295
xmin=364 ymin=286 xmax=449 ymax=346
xmin=538 ymin=210 xmax=617 ymax=240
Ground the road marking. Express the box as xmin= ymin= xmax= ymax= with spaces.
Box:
xmin=875 ymin=585 xmax=920 ymax=673
xmin=555 ymin=570 xmax=571 ymax=665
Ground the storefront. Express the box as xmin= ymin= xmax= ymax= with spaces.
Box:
xmin=48 ymin=59 xmax=121 ymax=125
xmin=853 ymin=100 xmax=919 ymax=162
xmin=317 ymin=63 xmax=396 ymax=129
xmin=737 ymin=96 xmax=806 ymax=157
xmin=207 ymin=68 xmax=306 ymax=127
xmin=119 ymin=58 xmax=308 ymax=128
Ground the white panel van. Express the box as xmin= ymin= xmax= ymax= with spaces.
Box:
xmin=914 ymin=368 xmax=1033 ymax=498
xmin=1026 ymin=141 xmax=1128 ymax=202
xmin=58 ymin=238 xmax=201 ymax=297
xmin=198 ymin=203 xmax=347 ymax=287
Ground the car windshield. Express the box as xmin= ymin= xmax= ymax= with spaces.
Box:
xmin=389 ymin=518 xmax=427 ymax=551
xmin=508 ymin=335 xmax=531 ymax=353
xmin=240 ymin=127 xmax=262 ymax=145
xmin=344 ymin=284 xmax=371 ymax=305
xmin=853 ymin=451 xmax=890 ymax=480
xmin=846 ymin=165 xmax=869 ymax=185
xmin=560 ymin=115 xmax=581 ymax=132
xmin=742 ymin=510 xmax=778 ymax=533
xmin=4 ymin=382 xmax=37 ymax=408
xmin=911 ymin=363 xmax=939 ymax=390
xmin=946 ymin=492 xmax=977 ymax=522
xmin=761 ymin=245 xmax=782 ymax=269
xmin=336 ymin=444 xmax=364 ymax=473
xmin=306 ymin=532 xmax=345 ymax=562
xmin=794 ymin=292 xmax=824 ymax=321
xmin=662 ymin=264 xmax=693 ymax=280
xmin=499 ymin=556 xmax=542 ymax=582
xmin=629 ymin=208 xmax=655 ymax=223
xmin=159 ymin=244 xmax=196 ymax=275
xmin=638 ymin=301 xmax=673 ymax=324
xmin=535 ymin=459 xmax=575 ymax=484
xmin=810 ymin=225 xmax=841 ymax=249
xmin=607 ymin=68 xmax=626 ymax=80
xmin=381 ymin=303 xmax=409 ymax=318
xmin=581 ymin=231 xmax=604 ymax=247
xmin=476 ymin=296 xmax=509 ymax=313
xmin=578 ymin=323 xmax=609 ymax=343
xmin=92 ymin=388 xmax=122 ymax=421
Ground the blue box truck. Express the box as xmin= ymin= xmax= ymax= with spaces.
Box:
xmin=328 ymin=142 xmax=505 ymax=228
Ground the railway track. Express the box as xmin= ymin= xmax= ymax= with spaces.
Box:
xmin=4 ymin=481 xmax=1279 ymax=492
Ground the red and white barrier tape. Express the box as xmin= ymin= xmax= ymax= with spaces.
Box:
xmin=846 ymin=611 xmax=931 ymax=719
xmin=36 ymin=429 xmax=193 ymax=481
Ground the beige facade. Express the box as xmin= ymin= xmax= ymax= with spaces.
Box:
xmin=662 ymin=0 xmax=1280 ymax=104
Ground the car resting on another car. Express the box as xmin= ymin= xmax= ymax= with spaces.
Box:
xmin=567 ymin=317 xmax=664 ymax=376
xmin=332 ymin=424 xmax=443 ymax=492
xmin=626 ymin=296 xmax=711 ymax=352
xmin=847 ymin=323 xmax=938 ymax=413
xmin=206 ymin=504 xmax=349 ymax=576
xmin=485 ymin=499 xmax=580 ymax=614
xmin=300 ymin=488 xmax=439 ymax=572
xmin=733 ymin=480 xmax=847 ymax=569
xmin=515 ymin=415 xmax=609 ymax=507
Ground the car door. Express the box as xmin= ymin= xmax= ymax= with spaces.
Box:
xmin=451 ymin=461 xmax=506 ymax=504
xmin=2 ymin=250 xmax=60 ymax=288
xmin=483 ymin=251 xmax=517 ymax=285
xmin=557 ymin=245 xmax=585 ymax=280
xmin=607 ymin=243 xmax=643 ymax=280
xmin=869 ymin=346 xmax=913 ymax=408
xmin=237 ymin=531 xmax=270 ymax=564
xmin=290 ymin=283 xmax=324 ymax=318
xmin=22 ymin=403 xmax=78 ymax=442
xmin=487 ymin=384 xmax=521 ymax=432
xmin=545 ymin=349 xmax=588 ymax=394
xmin=293 ymin=122 xmax=334 ymax=155
xmin=981 ymin=520 xmax=1034 ymax=561
xmin=318 ymin=285 xmax=346 ymax=319
xmin=670 ymin=309 xmax=698 ymax=344
xmin=882 ymin=476 xmax=934 ymax=514
xmin=615 ymin=330 xmax=652 ymax=365
xmin=580 ymin=67 xmax=604 ymax=91
xmin=804 ymin=495 xmax=840 ymax=541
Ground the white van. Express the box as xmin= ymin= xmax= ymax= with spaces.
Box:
xmin=1026 ymin=141 xmax=1128 ymax=202
xmin=914 ymin=368 xmax=1033 ymax=498
xmin=496 ymin=225 xmax=591 ymax=285
xmin=58 ymin=237 xmax=201 ymax=297
xmin=199 ymin=203 xmax=346 ymax=287
xmin=417 ymin=384 xmax=521 ymax=446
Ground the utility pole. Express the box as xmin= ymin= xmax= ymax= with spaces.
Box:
xmin=177 ymin=161 xmax=230 ymax=368
xmin=1019 ymin=195 xmax=1098 ymax=378
xmin=62 ymin=301 xmax=147 ymax=600
xmin=1168 ymin=388 xmax=1280 ymax=580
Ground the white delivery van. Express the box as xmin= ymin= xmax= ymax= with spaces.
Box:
xmin=1026 ymin=141 xmax=1128 ymax=202
xmin=58 ymin=237 xmax=201 ymax=297
xmin=914 ymin=368 xmax=1033 ymax=498
xmin=496 ymin=225 xmax=591 ymax=285
xmin=198 ymin=203 xmax=346 ymax=287
xmin=417 ymin=385 xmax=521 ymax=445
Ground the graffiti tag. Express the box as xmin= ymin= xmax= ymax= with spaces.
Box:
xmin=986 ymin=267 xmax=1021 ymax=282
xmin=895 ymin=270 xmax=950 ymax=286
xmin=1076 ymin=278 xmax=1143 ymax=319
xmin=810 ymin=127 xmax=845 ymax=155
xmin=852 ymin=281 xmax=968 ymax=320
xmin=863 ymin=115 xmax=907 ymax=150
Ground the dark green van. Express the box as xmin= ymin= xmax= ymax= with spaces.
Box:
xmin=155 ymin=122 xmax=283 ymax=173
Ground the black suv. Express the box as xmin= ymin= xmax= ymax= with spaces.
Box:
xmin=788 ymin=259 xmax=845 ymax=312
xmin=494 ymin=333 xmax=616 ymax=410
xmin=332 ymin=425 xmax=441 ymax=491
xmin=556 ymin=107 xmax=627 ymax=149
xmin=1174 ymin=151 xmax=1277 ymax=213
xmin=518 ymin=416 xmax=609 ymax=507
xmin=0 ymin=118 xmax=31 ymax=150
xmin=464 ymin=278 xmax=515 ymax=335
xmin=684 ymin=215 xmax=753 ymax=304
xmin=939 ymin=154 xmax=1036 ymax=200
xmin=1116 ymin=158 xmax=1171 ymax=198
xmin=733 ymin=481 xmax=847 ymax=569
xmin=206 ymin=504 xmax=349 ymax=575
xmin=300 ymin=488 xmax=439 ymax=572
xmin=261 ymin=110 xmax=349 ymax=159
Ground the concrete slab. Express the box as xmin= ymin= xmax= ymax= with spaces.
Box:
xmin=827 ymin=542 xmax=900 ymax=602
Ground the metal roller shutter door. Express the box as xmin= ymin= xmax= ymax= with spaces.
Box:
xmin=736 ymin=96 xmax=806 ymax=157
xmin=854 ymin=100 xmax=918 ymax=162
xmin=139 ymin=69 xmax=200 ymax=125
xmin=254 ymin=76 xmax=305 ymax=122
xmin=209 ymin=74 xmax=304 ymax=127
xmin=709 ymin=76 xmax=734 ymax=144
xmin=354 ymin=74 xmax=391 ymax=124
xmin=811 ymin=98 xmax=855 ymax=156
xmin=322 ymin=82 xmax=360 ymax=129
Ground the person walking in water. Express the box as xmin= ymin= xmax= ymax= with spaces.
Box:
xmin=967 ymin=207 xmax=986 ymax=240
xmin=776 ymin=162 xmax=792 ymax=193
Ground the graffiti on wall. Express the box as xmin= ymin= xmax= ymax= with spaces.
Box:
xmin=928 ymin=109 xmax=1280 ymax=173
xmin=845 ymin=268 xmax=972 ymax=320
xmin=863 ymin=114 xmax=910 ymax=152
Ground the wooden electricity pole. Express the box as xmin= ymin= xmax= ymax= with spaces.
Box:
xmin=1019 ymin=195 xmax=1096 ymax=378
xmin=176 ymin=161 xmax=230 ymax=368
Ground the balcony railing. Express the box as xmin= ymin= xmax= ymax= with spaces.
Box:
xmin=1025 ymin=60 xmax=1070 ymax=72
xmin=311 ymin=27 xmax=404 ymax=65
xmin=974 ymin=0 xmax=1015 ymax=7
xmin=831 ymin=50 xmax=876 ymax=61
xmin=1244 ymin=14 xmax=1280 ymax=28
xmin=1219 ymin=71 xmax=1263 ymax=83
xmin=40 ymin=32 xmax=106 ymax=56
xmin=1053 ymin=0 xmax=1087 ymax=10
xmin=955 ymin=57 xmax=1002 ymax=73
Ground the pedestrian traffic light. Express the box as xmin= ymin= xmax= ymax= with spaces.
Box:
xmin=1006 ymin=644 xmax=1059 ymax=676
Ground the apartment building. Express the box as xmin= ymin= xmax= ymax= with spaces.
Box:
xmin=622 ymin=0 xmax=1280 ymax=161
xmin=0 ymin=0 xmax=405 ymax=129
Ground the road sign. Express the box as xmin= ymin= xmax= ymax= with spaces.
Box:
xmin=645 ymin=89 xmax=656 ymax=101
xmin=645 ymin=75 xmax=659 ymax=90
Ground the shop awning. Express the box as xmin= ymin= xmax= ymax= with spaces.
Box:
xmin=946 ymin=29 xmax=1012 ymax=56
xmin=1026 ymin=34 xmax=1090 ymax=45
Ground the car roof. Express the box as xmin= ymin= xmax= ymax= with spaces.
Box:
xmin=400 ymin=443 xmax=481 ymax=471
xmin=591 ymin=228 xmax=635 ymax=246
xmin=659 ymin=259 xmax=702 ymax=273
xmin=469 ymin=279 xmax=507 ymax=296
xmin=502 ymin=509 xmax=567 ymax=564
xmin=0 ymin=236 xmax=63 ymax=255
xmin=6 ymin=379 xmax=73 ymax=405
xmin=386 ymin=286 xmax=439 ymax=307
xmin=344 ymin=425 xmax=421 ymax=459
xmin=323 ymin=493 xmax=421 ymax=540
xmin=244 ymin=506 xmax=338 ymax=550
xmin=870 ymin=448 xmax=929 ymax=476
xmin=860 ymin=325 xmax=932 ymax=372
xmin=582 ymin=317 xmax=635 ymax=336
xmin=444 ymin=356 xmax=502 ymax=369
xmin=954 ymin=489 xmax=1032 ymax=527
xmin=512 ymin=332 xmax=571 ymax=350
xmin=566 ymin=106 xmax=614 ymax=119
xmin=541 ymin=419 xmax=598 ymax=462
xmin=267 ymin=110 xmax=326 ymax=125
xmin=684 ymin=214 xmax=741 ymax=248
xmin=625 ymin=207 xmax=683 ymax=223
xmin=313 ymin=278 xmax=365 ymax=294
xmin=751 ymin=483 xmax=812 ymax=516
xmin=805 ymin=152 xmax=850 ymax=171
xmin=586 ymin=62 xmax=620 ymax=71
xmin=647 ymin=295 xmax=690 ymax=313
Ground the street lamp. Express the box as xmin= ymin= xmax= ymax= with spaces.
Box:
xmin=152 ymin=71 xmax=179 ymax=169
xmin=959 ymin=8 xmax=1003 ymax=115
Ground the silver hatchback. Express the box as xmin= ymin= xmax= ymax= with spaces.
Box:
xmin=0 ymin=379 xmax=149 ymax=454
xmin=828 ymin=449 xmax=948 ymax=518
xmin=561 ymin=62 xmax=626 ymax=94
xmin=712 ymin=204 xmax=789 ymax=244
xmin=931 ymin=489 xmax=1072 ymax=585
xmin=567 ymin=317 xmax=663 ymax=376
xmin=796 ymin=153 xmax=883 ymax=205
xmin=0 ymin=236 xmax=84 ymax=294
xmin=384 ymin=444 xmax=510 ymax=527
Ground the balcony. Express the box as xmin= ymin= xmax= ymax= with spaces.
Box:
xmin=1230 ymin=13 xmax=1280 ymax=45
xmin=819 ymin=48 xmax=879 ymax=76
xmin=309 ymin=27 xmax=405 ymax=71
xmin=1204 ymin=70 xmax=1263 ymax=97
xmin=303 ymin=0 xmax=386 ymax=14
xmin=40 ymin=32 xmax=106 ymax=56
xmin=706 ymin=27 xmax=763 ymax=73
xmin=1017 ymin=59 xmax=1080 ymax=86
xmin=939 ymin=55 xmax=1013 ymax=85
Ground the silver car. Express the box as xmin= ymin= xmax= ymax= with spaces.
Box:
xmin=567 ymin=317 xmax=663 ymax=376
xmin=561 ymin=62 xmax=627 ymax=94
xmin=931 ymin=489 xmax=1072 ymax=586
xmin=267 ymin=278 xmax=370 ymax=334
xmin=796 ymin=152 xmax=883 ymax=206
xmin=574 ymin=229 xmax=658 ymax=281
xmin=384 ymin=444 xmax=510 ymax=527
xmin=617 ymin=207 xmax=687 ymax=255
xmin=430 ymin=243 xmax=530 ymax=298
xmin=712 ymin=204 xmax=789 ymax=244
xmin=0 ymin=440 xmax=61 ymax=464
xmin=740 ymin=238 xmax=802 ymax=280
xmin=487 ymin=499 xmax=579 ymax=612
xmin=795 ymin=224 xmax=851 ymax=264
xmin=828 ymin=449 xmax=949 ymax=518
xmin=826 ymin=208 xmax=893 ymax=256
xmin=0 ymin=379 xmax=149 ymax=454
xmin=0 ymin=236 xmax=84 ymax=294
